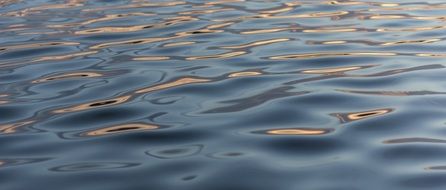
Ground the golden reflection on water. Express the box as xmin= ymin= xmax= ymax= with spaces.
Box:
xmin=301 ymin=66 xmax=364 ymax=74
xmin=381 ymin=39 xmax=441 ymax=46
xmin=136 ymin=77 xmax=210 ymax=94
xmin=29 ymin=2 xmax=83 ymax=10
xmin=0 ymin=25 xmax=27 ymax=33
xmin=75 ymin=25 xmax=152 ymax=35
xmin=87 ymin=26 xmax=208 ymax=49
xmin=0 ymin=121 xmax=34 ymax=134
xmin=206 ymin=22 xmax=235 ymax=29
xmin=87 ymin=16 xmax=224 ymax=49
xmin=0 ymin=0 xmax=20 ymax=6
xmin=303 ymin=28 xmax=358 ymax=33
xmin=49 ymin=77 xmax=211 ymax=114
xmin=45 ymin=68 xmax=271 ymax=116
xmin=307 ymin=38 xmax=443 ymax=46
xmin=49 ymin=12 xmax=156 ymax=28
xmin=53 ymin=95 xmax=132 ymax=114
xmin=238 ymin=24 xmax=446 ymax=35
xmin=34 ymin=51 xmax=99 ymax=62
xmin=84 ymin=16 xmax=213 ymax=49
xmin=361 ymin=14 xmax=446 ymax=21
xmin=162 ymin=41 xmax=196 ymax=47
xmin=332 ymin=108 xmax=393 ymax=123
xmin=240 ymin=27 xmax=298 ymax=35
xmin=4 ymin=0 xmax=446 ymax=188
xmin=415 ymin=53 xmax=446 ymax=57
xmin=3 ymin=1 xmax=446 ymax=113
xmin=265 ymin=128 xmax=333 ymax=135
xmin=47 ymin=70 xmax=269 ymax=116
xmin=0 ymin=42 xmax=79 ymax=52
xmin=205 ymin=0 xmax=244 ymax=5
xmin=240 ymin=25 xmax=446 ymax=35
xmin=346 ymin=109 xmax=392 ymax=121
xmin=185 ymin=51 xmax=246 ymax=60
xmin=133 ymin=56 xmax=170 ymax=61
xmin=376 ymin=26 xmax=446 ymax=32
xmin=249 ymin=11 xmax=350 ymax=20
xmin=327 ymin=1 xmax=398 ymax=7
xmin=221 ymin=38 xmax=290 ymax=49
xmin=376 ymin=3 xmax=399 ymax=7
xmin=369 ymin=4 xmax=446 ymax=12
xmin=260 ymin=7 xmax=294 ymax=14
xmin=0 ymin=94 xmax=9 ymax=104
xmin=82 ymin=123 xmax=159 ymax=137
xmin=228 ymin=71 xmax=262 ymax=78
xmin=319 ymin=40 xmax=347 ymax=45
xmin=175 ymin=28 xmax=223 ymax=36
xmin=0 ymin=51 xmax=99 ymax=69
xmin=82 ymin=1 xmax=185 ymax=12
xmin=90 ymin=37 xmax=174 ymax=49
xmin=361 ymin=15 xmax=406 ymax=20
xmin=179 ymin=8 xmax=233 ymax=15
xmin=18 ymin=31 xmax=63 ymax=36
xmin=0 ymin=50 xmax=97 ymax=69
xmin=32 ymin=72 xmax=102 ymax=83
xmin=82 ymin=13 xmax=155 ymax=26
xmin=75 ymin=16 xmax=197 ymax=35
xmin=269 ymin=52 xmax=397 ymax=60
xmin=330 ymin=1 xmax=398 ymax=6
xmin=2 ymin=1 xmax=83 ymax=16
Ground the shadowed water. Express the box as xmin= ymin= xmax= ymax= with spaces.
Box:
xmin=2 ymin=0 xmax=446 ymax=189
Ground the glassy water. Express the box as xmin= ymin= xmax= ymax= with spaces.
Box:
xmin=2 ymin=0 xmax=446 ymax=189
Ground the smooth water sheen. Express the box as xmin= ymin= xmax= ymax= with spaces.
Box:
xmin=2 ymin=0 xmax=446 ymax=189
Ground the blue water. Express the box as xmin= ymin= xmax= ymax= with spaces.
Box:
xmin=2 ymin=0 xmax=446 ymax=189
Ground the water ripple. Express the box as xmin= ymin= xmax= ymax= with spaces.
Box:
xmin=2 ymin=0 xmax=446 ymax=189
xmin=49 ymin=162 xmax=140 ymax=172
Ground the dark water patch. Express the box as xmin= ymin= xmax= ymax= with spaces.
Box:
xmin=396 ymin=173 xmax=446 ymax=189
xmin=260 ymin=136 xmax=346 ymax=156
xmin=371 ymin=144 xmax=446 ymax=163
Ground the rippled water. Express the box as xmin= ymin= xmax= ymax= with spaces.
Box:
xmin=2 ymin=0 xmax=446 ymax=189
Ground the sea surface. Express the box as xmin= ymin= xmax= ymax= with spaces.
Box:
xmin=2 ymin=0 xmax=446 ymax=189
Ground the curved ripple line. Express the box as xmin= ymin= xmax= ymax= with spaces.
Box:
xmin=253 ymin=128 xmax=334 ymax=136
xmin=81 ymin=123 xmax=160 ymax=137
xmin=49 ymin=162 xmax=140 ymax=172
xmin=145 ymin=145 xmax=203 ymax=159
xmin=331 ymin=108 xmax=393 ymax=123
xmin=384 ymin=138 xmax=446 ymax=144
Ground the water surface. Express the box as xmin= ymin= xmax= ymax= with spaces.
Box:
xmin=2 ymin=0 xmax=446 ymax=189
